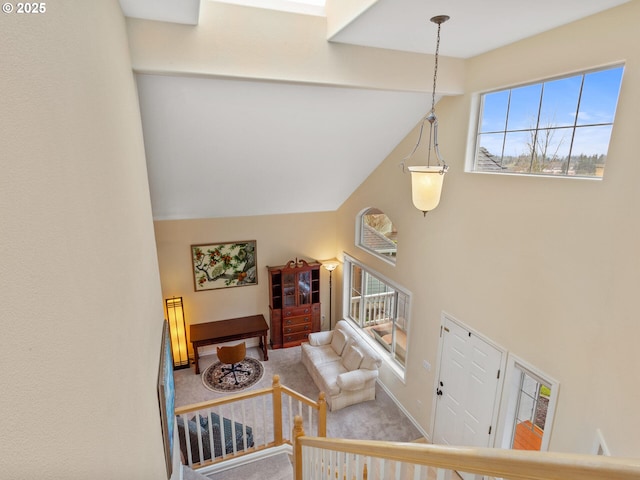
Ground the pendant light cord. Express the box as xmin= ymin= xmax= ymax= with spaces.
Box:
xmin=431 ymin=20 xmax=442 ymax=115
xmin=400 ymin=15 xmax=450 ymax=173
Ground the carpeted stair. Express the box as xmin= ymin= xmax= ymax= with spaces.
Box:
xmin=182 ymin=465 xmax=213 ymax=480
xmin=196 ymin=453 xmax=293 ymax=480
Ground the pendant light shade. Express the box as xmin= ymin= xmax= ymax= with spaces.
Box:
xmin=408 ymin=166 xmax=446 ymax=212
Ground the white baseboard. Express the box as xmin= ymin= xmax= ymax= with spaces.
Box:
xmin=376 ymin=379 xmax=431 ymax=443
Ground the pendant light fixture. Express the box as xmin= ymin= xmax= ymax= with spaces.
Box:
xmin=403 ymin=15 xmax=450 ymax=216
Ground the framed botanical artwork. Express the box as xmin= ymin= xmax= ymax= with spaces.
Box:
xmin=191 ymin=240 xmax=258 ymax=291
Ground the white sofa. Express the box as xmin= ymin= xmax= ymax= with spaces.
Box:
xmin=301 ymin=320 xmax=382 ymax=411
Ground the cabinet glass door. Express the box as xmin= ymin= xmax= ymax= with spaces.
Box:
xmin=283 ymin=272 xmax=296 ymax=307
xmin=298 ymin=271 xmax=311 ymax=305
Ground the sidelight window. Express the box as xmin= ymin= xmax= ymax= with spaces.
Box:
xmin=500 ymin=356 xmax=559 ymax=452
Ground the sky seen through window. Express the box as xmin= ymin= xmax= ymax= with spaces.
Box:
xmin=475 ymin=65 xmax=623 ymax=177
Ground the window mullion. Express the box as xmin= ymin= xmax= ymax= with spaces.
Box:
xmin=501 ymin=89 xmax=512 ymax=164
xmin=390 ymin=291 xmax=398 ymax=358
xmin=510 ymin=370 xmax=526 ymax=448
xmin=359 ymin=270 xmax=367 ymax=328
xmin=565 ymin=74 xmax=586 ymax=174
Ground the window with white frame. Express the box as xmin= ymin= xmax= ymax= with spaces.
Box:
xmin=343 ymin=254 xmax=410 ymax=375
xmin=472 ymin=65 xmax=624 ymax=178
xmin=356 ymin=208 xmax=397 ymax=265
xmin=499 ymin=356 xmax=559 ymax=452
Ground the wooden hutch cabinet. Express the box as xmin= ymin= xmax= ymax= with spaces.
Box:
xmin=267 ymin=258 xmax=321 ymax=348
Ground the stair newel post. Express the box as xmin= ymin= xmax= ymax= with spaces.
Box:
xmin=272 ymin=374 xmax=283 ymax=445
xmin=317 ymin=391 xmax=327 ymax=437
xmin=293 ymin=415 xmax=305 ymax=480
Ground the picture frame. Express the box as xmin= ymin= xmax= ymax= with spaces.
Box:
xmin=157 ymin=320 xmax=175 ymax=478
xmin=191 ymin=240 xmax=258 ymax=291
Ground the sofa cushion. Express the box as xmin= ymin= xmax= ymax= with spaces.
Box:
xmin=353 ymin=339 xmax=383 ymax=371
xmin=302 ymin=343 xmax=341 ymax=366
xmin=316 ymin=361 xmax=347 ymax=396
xmin=337 ymin=368 xmax=377 ymax=391
xmin=330 ymin=329 xmax=348 ymax=355
xmin=308 ymin=330 xmax=333 ymax=346
xmin=341 ymin=343 xmax=363 ymax=371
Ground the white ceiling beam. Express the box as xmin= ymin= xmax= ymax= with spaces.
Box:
xmin=119 ymin=0 xmax=201 ymax=25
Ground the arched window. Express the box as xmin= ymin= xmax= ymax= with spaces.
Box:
xmin=356 ymin=208 xmax=397 ymax=264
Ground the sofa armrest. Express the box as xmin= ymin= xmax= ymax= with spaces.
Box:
xmin=336 ymin=369 xmax=378 ymax=391
xmin=308 ymin=330 xmax=333 ymax=346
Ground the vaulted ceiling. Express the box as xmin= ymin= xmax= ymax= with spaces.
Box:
xmin=120 ymin=0 xmax=630 ymax=220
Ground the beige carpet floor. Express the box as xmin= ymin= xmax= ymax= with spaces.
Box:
xmin=175 ymin=345 xmax=426 ymax=479
xmin=174 ymin=345 xmax=423 ymax=442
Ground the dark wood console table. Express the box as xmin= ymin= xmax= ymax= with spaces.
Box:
xmin=190 ymin=314 xmax=269 ymax=374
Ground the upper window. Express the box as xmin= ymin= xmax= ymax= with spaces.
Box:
xmin=472 ymin=65 xmax=624 ymax=178
xmin=356 ymin=208 xmax=397 ymax=265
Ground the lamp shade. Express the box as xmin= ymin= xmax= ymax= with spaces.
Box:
xmin=165 ymin=297 xmax=190 ymax=369
xmin=322 ymin=259 xmax=340 ymax=272
xmin=408 ymin=166 xmax=446 ymax=213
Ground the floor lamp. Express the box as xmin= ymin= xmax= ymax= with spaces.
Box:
xmin=322 ymin=259 xmax=340 ymax=331
xmin=165 ymin=296 xmax=190 ymax=369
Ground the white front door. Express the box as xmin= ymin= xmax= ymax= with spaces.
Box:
xmin=433 ymin=315 xmax=505 ymax=480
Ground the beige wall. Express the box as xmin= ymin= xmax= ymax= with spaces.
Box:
xmin=126 ymin=1 xmax=464 ymax=94
xmin=336 ymin=1 xmax=640 ymax=458
xmin=154 ymin=212 xmax=339 ymax=350
xmin=0 ymin=0 xmax=167 ymax=477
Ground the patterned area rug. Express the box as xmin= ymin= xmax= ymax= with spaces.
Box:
xmin=202 ymin=357 xmax=264 ymax=393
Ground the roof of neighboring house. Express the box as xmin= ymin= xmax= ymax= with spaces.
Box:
xmin=476 ymin=147 xmax=506 ymax=171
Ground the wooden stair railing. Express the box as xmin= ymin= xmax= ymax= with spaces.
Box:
xmin=292 ymin=416 xmax=640 ymax=480
xmin=175 ymin=374 xmax=326 ymax=471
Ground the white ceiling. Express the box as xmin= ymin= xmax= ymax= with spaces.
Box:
xmin=121 ymin=0 xmax=630 ymax=220
xmin=137 ymin=74 xmax=429 ymax=219
xmin=328 ymin=0 xmax=632 ymax=58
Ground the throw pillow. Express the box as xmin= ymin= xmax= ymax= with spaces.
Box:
xmin=330 ymin=329 xmax=348 ymax=355
xmin=341 ymin=344 xmax=363 ymax=371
